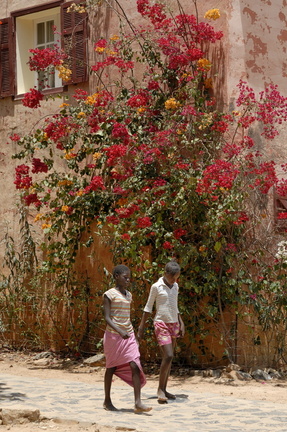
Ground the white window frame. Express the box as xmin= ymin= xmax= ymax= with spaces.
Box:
xmin=34 ymin=15 xmax=62 ymax=90
xmin=15 ymin=7 xmax=61 ymax=95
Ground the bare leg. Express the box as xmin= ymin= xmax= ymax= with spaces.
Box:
xmin=164 ymin=339 xmax=177 ymax=399
xmin=130 ymin=361 xmax=152 ymax=413
xmin=157 ymin=340 xmax=176 ymax=401
xmin=103 ymin=367 xmax=118 ymax=410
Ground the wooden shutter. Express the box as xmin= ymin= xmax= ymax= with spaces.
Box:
xmin=61 ymin=2 xmax=88 ymax=84
xmin=274 ymin=192 xmax=287 ymax=231
xmin=0 ymin=17 xmax=15 ymax=97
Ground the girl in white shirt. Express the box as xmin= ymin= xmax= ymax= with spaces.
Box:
xmin=138 ymin=261 xmax=185 ymax=403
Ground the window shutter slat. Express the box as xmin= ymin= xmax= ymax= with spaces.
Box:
xmin=274 ymin=191 xmax=287 ymax=231
xmin=277 ymin=198 xmax=287 ymax=211
xmin=61 ymin=2 xmax=88 ymax=84
xmin=0 ymin=17 xmax=15 ymax=97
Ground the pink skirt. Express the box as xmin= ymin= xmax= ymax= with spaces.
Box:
xmin=103 ymin=330 xmax=146 ymax=388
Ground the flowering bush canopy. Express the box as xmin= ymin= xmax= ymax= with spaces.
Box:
xmin=11 ymin=0 xmax=287 ymax=360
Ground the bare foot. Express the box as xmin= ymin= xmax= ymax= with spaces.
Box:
xmin=103 ymin=402 xmax=118 ymax=411
xmin=134 ymin=403 xmax=152 ymax=413
xmin=165 ymin=391 xmax=176 ymax=400
xmin=157 ymin=389 xmax=168 ymax=403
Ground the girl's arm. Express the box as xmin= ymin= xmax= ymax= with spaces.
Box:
xmin=178 ymin=313 xmax=185 ymax=337
xmin=137 ymin=284 xmax=157 ymax=339
xmin=103 ymin=295 xmax=130 ymax=339
xmin=137 ymin=311 xmax=151 ymax=340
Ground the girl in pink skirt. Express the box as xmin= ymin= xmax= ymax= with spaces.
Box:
xmin=103 ymin=264 xmax=152 ymax=413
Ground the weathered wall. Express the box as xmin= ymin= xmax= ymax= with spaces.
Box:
xmin=1 ymin=0 xmax=287 ymax=364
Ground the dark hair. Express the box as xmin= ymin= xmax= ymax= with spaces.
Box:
xmin=112 ymin=264 xmax=130 ymax=278
xmin=165 ymin=260 xmax=180 ymax=275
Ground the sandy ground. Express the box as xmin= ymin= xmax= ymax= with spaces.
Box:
xmin=1 ymin=351 xmax=287 ymax=431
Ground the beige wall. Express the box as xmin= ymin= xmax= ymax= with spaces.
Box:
xmin=1 ymin=0 xmax=287 ymax=361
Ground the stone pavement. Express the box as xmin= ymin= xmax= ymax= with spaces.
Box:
xmin=0 ymin=373 xmax=287 ymax=431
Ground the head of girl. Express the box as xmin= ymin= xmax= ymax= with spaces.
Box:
xmin=164 ymin=261 xmax=180 ymax=286
xmin=113 ymin=264 xmax=131 ymax=289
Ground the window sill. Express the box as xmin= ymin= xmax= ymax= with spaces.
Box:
xmin=14 ymin=86 xmax=66 ymax=101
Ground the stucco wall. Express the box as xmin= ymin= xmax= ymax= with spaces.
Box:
xmin=1 ymin=0 xmax=287 ymax=363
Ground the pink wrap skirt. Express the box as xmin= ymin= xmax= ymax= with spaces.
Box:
xmin=103 ymin=330 xmax=146 ymax=388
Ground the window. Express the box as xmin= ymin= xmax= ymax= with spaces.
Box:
xmin=0 ymin=0 xmax=88 ymax=98
xmin=36 ymin=18 xmax=59 ymax=90
xmin=16 ymin=8 xmax=61 ymax=94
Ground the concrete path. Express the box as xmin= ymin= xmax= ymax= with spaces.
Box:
xmin=0 ymin=373 xmax=287 ymax=431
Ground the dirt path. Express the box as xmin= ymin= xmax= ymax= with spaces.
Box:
xmin=1 ymin=351 xmax=287 ymax=431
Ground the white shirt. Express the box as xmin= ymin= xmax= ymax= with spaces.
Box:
xmin=143 ymin=277 xmax=179 ymax=323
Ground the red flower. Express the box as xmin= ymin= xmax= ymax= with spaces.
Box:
xmin=121 ymin=233 xmax=131 ymax=241
xmin=106 ymin=215 xmax=120 ymax=225
xmin=14 ymin=175 xmax=32 ymax=190
xmin=32 ymin=158 xmax=48 ymax=174
xmin=173 ymin=229 xmax=187 ymax=239
xmin=115 ymin=204 xmax=139 ymax=218
xmin=137 ymin=216 xmax=152 ymax=228
xmin=211 ymin=120 xmax=229 ymax=133
xmin=196 ymin=159 xmax=240 ymax=194
xmin=44 ymin=116 xmax=76 ymax=144
xmin=84 ymin=176 xmax=105 ymax=192
xmin=14 ymin=165 xmax=32 ymax=190
xmin=147 ymin=81 xmax=160 ymax=91
xmin=113 ymin=185 xmax=129 ymax=195
xmin=9 ymin=134 xmax=21 ymax=142
xmin=73 ymin=89 xmax=88 ymax=100
xmin=15 ymin=164 xmax=29 ymax=175
xmin=111 ymin=122 xmax=130 ymax=144
xmin=94 ymin=39 xmax=107 ymax=51
xmin=127 ymin=91 xmax=150 ymax=108
xmin=233 ymin=212 xmax=249 ymax=225
xmin=104 ymin=144 xmax=127 ymax=166
xmin=225 ymin=243 xmax=237 ymax=252
xmin=163 ymin=241 xmax=173 ymax=249
xmin=23 ymin=193 xmax=41 ymax=207
xmin=28 ymin=47 xmax=64 ymax=71
xmin=22 ymin=88 xmax=44 ymax=109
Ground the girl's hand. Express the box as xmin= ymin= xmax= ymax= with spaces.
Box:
xmin=119 ymin=330 xmax=130 ymax=339
xmin=180 ymin=323 xmax=185 ymax=338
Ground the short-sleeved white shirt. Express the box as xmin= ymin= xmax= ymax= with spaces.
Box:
xmin=143 ymin=277 xmax=179 ymax=323
xmin=104 ymin=287 xmax=133 ymax=334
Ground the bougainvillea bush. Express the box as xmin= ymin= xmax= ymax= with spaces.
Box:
xmin=10 ymin=0 xmax=287 ymax=364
